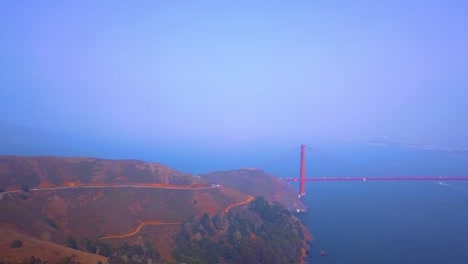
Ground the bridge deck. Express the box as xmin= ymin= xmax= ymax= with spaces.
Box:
xmin=283 ymin=176 xmax=468 ymax=181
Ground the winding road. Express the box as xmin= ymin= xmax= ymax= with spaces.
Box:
xmin=99 ymin=221 xmax=182 ymax=240
xmin=1 ymin=183 xmax=256 ymax=239
xmin=224 ymin=195 xmax=254 ymax=213
xmin=99 ymin=195 xmax=255 ymax=240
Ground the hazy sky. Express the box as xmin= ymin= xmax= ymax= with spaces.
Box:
xmin=1 ymin=0 xmax=467 ymax=155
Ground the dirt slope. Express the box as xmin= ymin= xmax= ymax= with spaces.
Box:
xmin=0 ymin=226 xmax=107 ymax=263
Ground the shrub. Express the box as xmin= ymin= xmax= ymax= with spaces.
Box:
xmin=66 ymin=235 xmax=77 ymax=249
xmin=44 ymin=217 xmax=59 ymax=230
xmin=10 ymin=239 xmax=23 ymax=248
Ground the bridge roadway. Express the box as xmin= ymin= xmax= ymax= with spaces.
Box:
xmin=283 ymin=176 xmax=468 ymax=182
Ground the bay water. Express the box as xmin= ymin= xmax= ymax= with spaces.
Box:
xmin=299 ymin=144 xmax=468 ymax=264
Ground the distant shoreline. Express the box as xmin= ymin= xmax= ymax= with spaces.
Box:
xmin=365 ymin=141 xmax=468 ymax=156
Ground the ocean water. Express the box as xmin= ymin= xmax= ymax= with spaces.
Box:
xmin=145 ymin=143 xmax=468 ymax=264
xmin=297 ymin=144 xmax=468 ymax=264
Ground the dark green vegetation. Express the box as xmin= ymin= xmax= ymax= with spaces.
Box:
xmin=21 ymin=185 xmax=29 ymax=192
xmin=65 ymin=236 xmax=77 ymax=249
xmin=172 ymin=197 xmax=310 ymax=264
xmin=44 ymin=217 xmax=60 ymax=230
xmin=9 ymin=239 xmax=23 ymax=248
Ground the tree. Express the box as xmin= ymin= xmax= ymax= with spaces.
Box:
xmin=66 ymin=235 xmax=77 ymax=249
xmin=29 ymin=256 xmax=42 ymax=264
xmin=120 ymin=241 xmax=130 ymax=255
xmin=44 ymin=217 xmax=59 ymax=229
xmin=172 ymin=196 xmax=306 ymax=264
xmin=200 ymin=213 xmax=215 ymax=235
xmin=21 ymin=184 xmax=29 ymax=192
xmin=108 ymin=257 xmax=126 ymax=264
xmin=129 ymin=244 xmax=144 ymax=257
xmin=58 ymin=256 xmax=76 ymax=264
xmin=83 ymin=238 xmax=96 ymax=253
xmin=98 ymin=242 xmax=111 ymax=257
xmin=143 ymin=240 xmax=152 ymax=250
xmin=144 ymin=240 xmax=161 ymax=260
xmin=9 ymin=239 xmax=23 ymax=248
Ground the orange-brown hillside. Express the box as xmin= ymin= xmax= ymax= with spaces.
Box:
xmin=0 ymin=156 xmax=310 ymax=263
xmin=201 ymin=168 xmax=307 ymax=211
xmin=0 ymin=156 xmax=254 ymax=262
xmin=0 ymin=156 xmax=199 ymax=190
xmin=0 ymin=226 xmax=107 ymax=264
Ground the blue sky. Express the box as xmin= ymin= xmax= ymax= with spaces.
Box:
xmin=1 ymin=0 xmax=467 ymax=157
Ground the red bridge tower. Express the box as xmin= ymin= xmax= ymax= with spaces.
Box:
xmin=299 ymin=144 xmax=306 ymax=196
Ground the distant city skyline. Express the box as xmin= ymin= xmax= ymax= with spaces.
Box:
xmin=1 ymin=1 xmax=467 ymax=156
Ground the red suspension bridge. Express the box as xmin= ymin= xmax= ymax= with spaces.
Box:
xmin=279 ymin=144 xmax=468 ymax=196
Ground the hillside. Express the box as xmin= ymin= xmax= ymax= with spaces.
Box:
xmin=0 ymin=156 xmax=311 ymax=263
xmin=0 ymin=226 xmax=107 ymax=264
xmin=1 ymin=186 xmax=250 ymax=262
xmin=0 ymin=156 xmax=199 ymax=191
xmin=201 ymin=168 xmax=307 ymax=212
